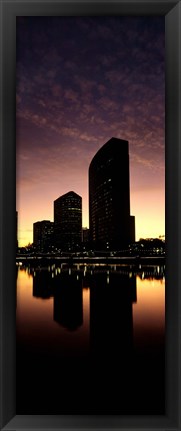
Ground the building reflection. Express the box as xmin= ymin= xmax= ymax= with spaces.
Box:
xmin=83 ymin=271 xmax=138 ymax=413
xmin=17 ymin=264 xmax=164 ymax=414
xmin=29 ymin=265 xmax=137 ymax=345
xmin=53 ymin=273 xmax=83 ymax=331
xmin=89 ymin=272 xmax=136 ymax=360
xmin=32 ymin=270 xmax=54 ymax=299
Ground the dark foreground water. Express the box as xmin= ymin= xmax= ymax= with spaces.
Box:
xmin=16 ymin=263 xmax=165 ymax=414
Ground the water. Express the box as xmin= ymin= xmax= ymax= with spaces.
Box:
xmin=16 ymin=263 xmax=165 ymax=414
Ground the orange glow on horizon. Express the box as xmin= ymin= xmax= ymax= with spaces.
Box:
xmin=17 ymin=186 xmax=165 ymax=246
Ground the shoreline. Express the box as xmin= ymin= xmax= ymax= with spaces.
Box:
xmin=16 ymin=255 xmax=165 ymax=265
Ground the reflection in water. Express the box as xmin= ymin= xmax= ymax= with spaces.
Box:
xmin=89 ymin=273 xmax=136 ymax=359
xmin=88 ymin=272 xmax=137 ymax=409
xmin=53 ymin=274 xmax=83 ymax=330
xmin=33 ymin=270 xmax=53 ymax=299
xmin=16 ymin=263 xmax=165 ymax=415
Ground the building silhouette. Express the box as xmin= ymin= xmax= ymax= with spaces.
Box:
xmin=54 ymin=191 xmax=82 ymax=251
xmin=82 ymin=227 xmax=90 ymax=249
xmin=33 ymin=220 xmax=54 ymax=251
xmin=89 ymin=137 xmax=135 ymax=250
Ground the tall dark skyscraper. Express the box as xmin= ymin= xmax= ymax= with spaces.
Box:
xmin=89 ymin=137 xmax=135 ymax=250
xmin=54 ymin=191 xmax=82 ymax=251
xmin=33 ymin=220 xmax=54 ymax=251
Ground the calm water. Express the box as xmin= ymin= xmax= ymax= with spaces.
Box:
xmin=16 ymin=263 xmax=165 ymax=414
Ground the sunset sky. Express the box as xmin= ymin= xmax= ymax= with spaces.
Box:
xmin=16 ymin=16 xmax=165 ymax=247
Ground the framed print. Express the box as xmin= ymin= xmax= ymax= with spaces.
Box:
xmin=0 ymin=0 xmax=181 ymax=430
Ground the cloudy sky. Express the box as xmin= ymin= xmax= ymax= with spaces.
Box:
xmin=16 ymin=16 xmax=165 ymax=246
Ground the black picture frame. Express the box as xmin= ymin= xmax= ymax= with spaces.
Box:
xmin=0 ymin=0 xmax=181 ymax=430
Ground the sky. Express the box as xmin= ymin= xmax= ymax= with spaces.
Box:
xmin=16 ymin=16 xmax=165 ymax=247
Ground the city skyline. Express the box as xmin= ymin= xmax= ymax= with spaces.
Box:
xmin=16 ymin=16 xmax=165 ymax=246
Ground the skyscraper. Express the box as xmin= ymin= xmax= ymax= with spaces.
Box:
xmin=89 ymin=137 xmax=135 ymax=251
xmin=54 ymin=191 xmax=82 ymax=251
xmin=82 ymin=227 xmax=90 ymax=245
xmin=33 ymin=220 xmax=54 ymax=251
